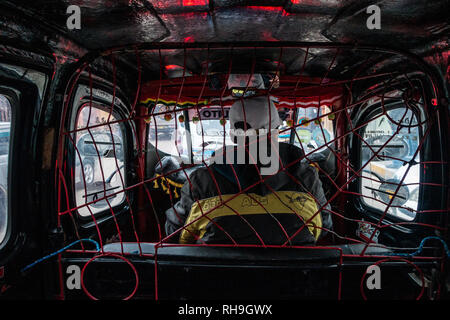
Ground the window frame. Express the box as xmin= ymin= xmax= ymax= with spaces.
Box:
xmin=68 ymin=84 xmax=134 ymax=223
xmin=0 ymin=89 xmax=17 ymax=250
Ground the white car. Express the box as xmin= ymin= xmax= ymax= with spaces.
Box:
xmin=74 ymin=132 xmax=124 ymax=186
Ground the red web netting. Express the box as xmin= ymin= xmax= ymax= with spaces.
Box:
xmin=54 ymin=44 xmax=447 ymax=300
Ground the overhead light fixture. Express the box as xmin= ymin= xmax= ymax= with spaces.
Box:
xmin=182 ymin=0 xmax=209 ymax=6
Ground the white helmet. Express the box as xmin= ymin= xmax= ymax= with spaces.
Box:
xmin=229 ymin=95 xmax=281 ymax=139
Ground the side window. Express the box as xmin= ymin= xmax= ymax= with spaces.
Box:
xmin=74 ymin=103 xmax=126 ymax=217
xmin=0 ymin=95 xmax=11 ymax=244
xmin=359 ymin=107 xmax=420 ymax=221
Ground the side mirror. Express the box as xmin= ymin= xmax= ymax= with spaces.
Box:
xmin=377 ymin=179 xmax=410 ymax=207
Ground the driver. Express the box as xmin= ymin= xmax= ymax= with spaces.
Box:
xmin=164 ymin=95 xmax=332 ymax=244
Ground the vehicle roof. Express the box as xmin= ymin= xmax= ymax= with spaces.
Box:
xmin=2 ymin=1 xmax=447 ymax=50
xmin=0 ymin=1 xmax=447 ymax=68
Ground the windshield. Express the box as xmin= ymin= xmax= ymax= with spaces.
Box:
xmin=148 ymin=104 xmax=335 ymax=162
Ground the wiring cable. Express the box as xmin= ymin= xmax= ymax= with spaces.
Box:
xmin=21 ymin=239 xmax=100 ymax=273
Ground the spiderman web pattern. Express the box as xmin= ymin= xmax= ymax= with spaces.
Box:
xmin=55 ymin=44 xmax=447 ymax=300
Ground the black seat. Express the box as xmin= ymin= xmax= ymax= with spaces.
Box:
xmin=102 ymin=242 xmax=392 ymax=262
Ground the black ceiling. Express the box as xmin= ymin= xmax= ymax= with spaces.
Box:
xmin=0 ymin=0 xmax=447 ymax=90
xmin=1 ymin=0 xmax=448 ymax=53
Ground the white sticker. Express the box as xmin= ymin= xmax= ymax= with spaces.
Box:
xmin=200 ymin=108 xmax=229 ymax=120
xmin=357 ymin=220 xmax=380 ymax=243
